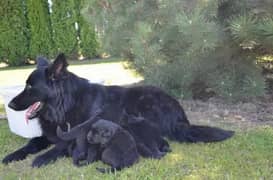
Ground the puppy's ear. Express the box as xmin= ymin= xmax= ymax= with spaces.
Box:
xmin=36 ymin=56 xmax=49 ymax=68
xmin=48 ymin=53 xmax=69 ymax=79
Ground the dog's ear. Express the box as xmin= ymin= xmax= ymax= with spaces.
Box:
xmin=36 ymin=56 xmax=49 ymax=68
xmin=48 ymin=53 xmax=69 ymax=79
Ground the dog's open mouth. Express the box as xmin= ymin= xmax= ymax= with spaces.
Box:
xmin=25 ymin=102 xmax=44 ymax=122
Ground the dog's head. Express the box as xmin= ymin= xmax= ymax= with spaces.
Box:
xmin=8 ymin=53 xmax=69 ymax=120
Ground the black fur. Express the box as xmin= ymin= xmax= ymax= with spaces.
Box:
xmin=59 ymin=119 xmax=140 ymax=172
xmin=56 ymin=109 xmax=102 ymax=166
xmin=89 ymin=120 xmax=139 ymax=173
xmin=122 ymin=112 xmax=171 ymax=159
xmin=2 ymin=53 xmax=234 ymax=167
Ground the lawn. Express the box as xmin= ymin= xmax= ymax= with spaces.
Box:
xmin=0 ymin=60 xmax=273 ymax=179
xmin=0 ymin=58 xmax=142 ymax=87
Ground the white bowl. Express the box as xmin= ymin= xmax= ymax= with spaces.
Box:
xmin=0 ymin=85 xmax=42 ymax=138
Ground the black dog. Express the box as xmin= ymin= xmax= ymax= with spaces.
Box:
xmin=56 ymin=109 xmax=102 ymax=166
xmin=121 ymin=111 xmax=171 ymax=159
xmin=3 ymin=53 xmax=234 ymax=167
xmin=58 ymin=119 xmax=140 ymax=173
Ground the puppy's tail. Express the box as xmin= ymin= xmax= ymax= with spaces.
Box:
xmin=172 ymin=124 xmax=234 ymax=143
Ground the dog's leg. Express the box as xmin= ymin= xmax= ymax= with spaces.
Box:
xmin=72 ymin=147 xmax=87 ymax=166
xmin=32 ymin=141 xmax=69 ymax=168
xmin=136 ymin=143 xmax=154 ymax=158
xmin=158 ymin=138 xmax=171 ymax=153
xmin=2 ymin=136 xmax=51 ymax=164
xmin=148 ymin=142 xmax=166 ymax=159
xmin=86 ymin=145 xmax=100 ymax=164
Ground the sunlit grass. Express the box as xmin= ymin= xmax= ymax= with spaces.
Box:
xmin=257 ymin=55 xmax=273 ymax=62
xmin=0 ymin=121 xmax=273 ymax=179
xmin=0 ymin=104 xmax=4 ymax=114
xmin=0 ymin=58 xmax=143 ymax=87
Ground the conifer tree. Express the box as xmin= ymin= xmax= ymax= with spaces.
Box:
xmin=78 ymin=16 xmax=98 ymax=58
xmin=84 ymin=0 xmax=268 ymax=100
xmin=27 ymin=0 xmax=53 ymax=58
xmin=77 ymin=0 xmax=98 ymax=59
xmin=51 ymin=0 xmax=78 ymax=57
xmin=0 ymin=0 xmax=29 ymax=66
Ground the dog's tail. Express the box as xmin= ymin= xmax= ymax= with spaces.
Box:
xmin=171 ymin=124 xmax=234 ymax=143
xmin=57 ymin=126 xmax=82 ymax=141
xmin=57 ymin=109 xmax=102 ymax=141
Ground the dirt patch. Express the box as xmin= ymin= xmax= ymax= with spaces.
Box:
xmin=181 ymin=95 xmax=273 ymax=131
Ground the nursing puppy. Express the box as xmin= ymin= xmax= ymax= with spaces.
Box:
xmin=122 ymin=112 xmax=171 ymax=159
xmin=56 ymin=110 xmax=102 ymax=166
xmin=57 ymin=119 xmax=140 ymax=172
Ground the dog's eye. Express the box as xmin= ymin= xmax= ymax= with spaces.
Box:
xmin=26 ymin=84 xmax=32 ymax=90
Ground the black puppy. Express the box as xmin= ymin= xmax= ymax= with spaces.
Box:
xmin=56 ymin=110 xmax=101 ymax=166
xmin=57 ymin=119 xmax=140 ymax=172
xmin=122 ymin=111 xmax=171 ymax=159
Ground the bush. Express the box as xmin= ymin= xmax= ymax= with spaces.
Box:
xmin=84 ymin=0 xmax=266 ymax=100
xmin=78 ymin=16 xmax=99 ymax=58
xmin=0 ymin=0 xmax=99 ymax=65
xmin=51 ymin=0 xmax=79 ymax=57
xmin=0 ymin=0 xmax=29 ymax=66
xmin=27 ymin=0 xmax=54 ymax=59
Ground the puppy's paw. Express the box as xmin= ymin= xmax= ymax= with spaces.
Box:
xmin=161 ymin=145 xmax=172 ymax=153
xmin=2 ymin=151 xmax=27 ymax=164
xmin=153 ymin=152 xmax=166 ymax=159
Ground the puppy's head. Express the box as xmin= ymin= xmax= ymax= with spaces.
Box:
xmin=87 ymin=119 xmax=120 ymax=145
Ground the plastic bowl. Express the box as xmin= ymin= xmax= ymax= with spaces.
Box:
xmin=0 ymin=85 xmax=42 ymax=138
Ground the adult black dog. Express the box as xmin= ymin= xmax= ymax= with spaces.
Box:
xmin=2 ymin=53 xmax=234 ymax=167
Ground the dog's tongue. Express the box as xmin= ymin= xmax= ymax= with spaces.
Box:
xmin=25 ymin=102 xmax=41 ymax=124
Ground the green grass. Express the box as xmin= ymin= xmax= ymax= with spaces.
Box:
xmin=0 ymin=121 xmax=273 ymax=179
xmin=0 ymin=105 xmax=4 ymax=114
xmin=0 ymin=58 xmax=142 ymax=92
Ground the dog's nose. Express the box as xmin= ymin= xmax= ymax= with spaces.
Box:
xmin=8 ymin=101 xmax=17 ymax=110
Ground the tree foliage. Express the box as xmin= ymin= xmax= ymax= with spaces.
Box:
xmin=78 ymin=16 xmax=98 ymax=58
xmin=27 ymin=0 xmax=54 ymax=58
xmin=0 ymin=0 xmax=98 ymax=65
xmin=84 ymin=0 xmax=270 ymax=100
xmin=0 ymin=0 xmax=29 ymax=66
xmin=51 ymin=0 xmax=78 ymax=57
xmin=77 ymin=0 xmax=98 ymax=58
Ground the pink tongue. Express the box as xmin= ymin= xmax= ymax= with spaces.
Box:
xmin=25 ymin=102 xmax=40 ymax=124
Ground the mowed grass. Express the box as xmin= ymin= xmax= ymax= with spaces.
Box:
xmin=0 ymin=58 xmax=142 ymax=87
xmin=0 ymin=121 xmax=273 ymax=179
xmin=1 ymin=60 xmax=273 ymax=179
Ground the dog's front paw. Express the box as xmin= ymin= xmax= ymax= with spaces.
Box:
xmin=2 ymin=151 xmax=27 ymax=164
xmin=32 ymin=154 xmax=54 ymax=168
